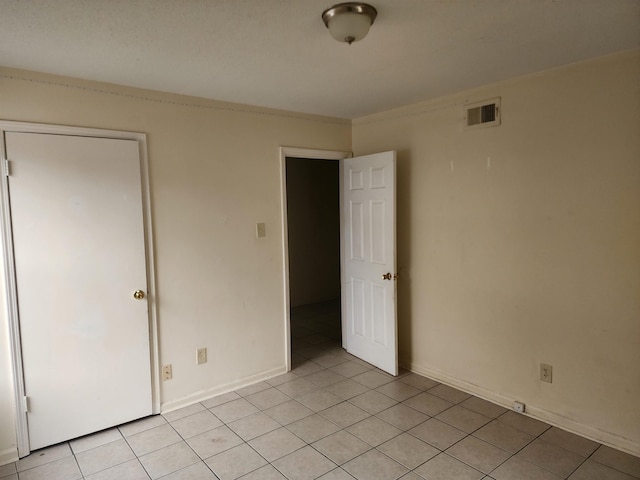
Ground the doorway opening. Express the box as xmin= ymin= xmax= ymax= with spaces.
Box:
xmin=286 ymin=157 xmax=341 ymax=365
xmin=279 ymin=147 xmax=350 ymax=370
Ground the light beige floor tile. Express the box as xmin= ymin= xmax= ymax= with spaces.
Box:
xmin=568 ymin=459 xmax=637 ymax=480
xmin=324 ymin=379 xmax=370 ymax=400
xmin=238 ymin=464 xmax=287 ymax=480
xmin=306 ymin=369 xmax=347 ymax=388
xmin=343 ymin=449 xmax=408 ymax=480
xmin=312 ymin=430 xmax=371 ymax=465
xmin=320 ymin=401 xmax=370 ymax=428
xmin=517 ymin=439 xmax=585 ymax=477
xmin=263 ymin=399 xmax=314 ymax=425
xmin=399 ymin=473 xmax=424 ymax=480
xmin=286 ymin=414 xmax=341 ymax=443
xmin=375 ymin=381 xmax=421 ymax=402
xmin=497 ymin=411 xmax=551 ymax=437
xmin=127 ymin=424 xmax=182 ymax=457
xmin=0 ymin=463 xmax=17 ymax=477
xmin=84 ymin=459 xmax=150 ymax=480
xmin=119 ymin=416 xmax=168 ymax=438
xmin=0 ymin=474 xmax=16 ymax=480
xmin=349 ymin=390 xmax=398 ymax=414
xmin=272 ymin=446 xmax=336 ymax=480
xmin=491 ymin=456 xmax=563 ymax=480
xmin=245 ymin=388 xmax=291 ymax=411
xmin=539 ymin=427 xmax=599 ymax=458
xmin=377 ymin=433 xmax=439 ymax=469
xmin=235 ymin=381 xmax=270 ymax=397
xmin=591 ymin=445 xmax=640 ymax=477
xmin=162 ymin=404 xmax=206 ymax=423
xmin=16 ymin=443 xmax=72 ymax=471
xmin=473 ymin=420 xmax=535 ymax=453
xmin=17 ymin=456 xmax=82 ymax=480
xmin=70 ymin=428 xmax=123 ymax=454
xmin=352 ymin=370 xmax=395 ymax=389
xmin=266 ymin=372 xmax=299 ymax=387
xmin=376 ymin=404 xmax=429 ymax=431
xmin=446 ymin=436 xmax=511 ymax=474
xmin=342 ymin=354 xmax=377 ymax=368
xmin=459 ymin=397 xmax=508 ymax=419
xmin=302 ymin=333 xmax=332 ymax=345
xmin=170 ymin=410 xmax=223 ymax=439
xmin=346 ymin=416 xmax=402 ymax=447
xmin=399 ymin=373 xmax=440 ymax=391
xmin=297 ymin=390 xmax=343 ymax=411
xmin=248 ymin=427 xmax=306 ymax=462
xmin=317 ymin=468 xmax=357 ymax=480
xmin=414 ymin=453 xmax=484 ymax=480
xmin=186 ymin=425 xmax=243 ymax=459
xmin=201 ymin=392 xmax=241 ymax=409
xmin=291 ymin=360 xmax=325 ymax=376
xmin=408 ymin=418 xmax=466 ymax=451
xmin=403 ymin=392 xmax=453 ymax=416
xmin=314 ymin=352 xmax=350 ymax=368
xmin=329 ymin=361 xmax=372 ymax=378
xmin=139 ymin=442 xmax=200 ymax=480
xmin=75 ymin=438 xmax=135 ymax=476
xmin=275 ymin=378 xmax=319 ymax=398
xmin=209 ymin=398 xmax=259 ymax=424
xmin=427 ymin=384 xmax=472 ymax=404
xmin=436 ymin=405 xmax=491 ymax=433
xmin=158 ymin=461 xmax=217 ymax=479
xmin=205 ymin=443 xmax=267 ymax=480
xmin=228 ymin=412 xmax=280 ymax=441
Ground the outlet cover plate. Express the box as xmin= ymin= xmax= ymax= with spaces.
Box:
xmin=540 ymin=363 xmax=553 ymax=383
xmin=197 ymin=348 xmax=207 ymax=365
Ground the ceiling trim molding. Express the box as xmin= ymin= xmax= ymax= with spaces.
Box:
xmin=0 ymin=69 xmax=351 ymax=126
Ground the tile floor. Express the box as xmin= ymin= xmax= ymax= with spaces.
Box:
xmin=2 ymin=300 xmax=639 ymax=480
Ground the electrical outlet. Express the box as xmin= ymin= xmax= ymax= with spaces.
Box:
xmin=513 ymin=401 xmax=525 ymax=413
xmin=162 ymin=364 xmax=173 ymax=381
xmin=197 ymin=348 xmax=207 ymax=365
xmin=256 ymin=223 xmax=266 ymax=238
xmin=540 ymin=363 xmax=553 ymax=383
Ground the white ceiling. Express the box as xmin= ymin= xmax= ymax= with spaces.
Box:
xmin=1 ymin=0 xmax=639 ymax=119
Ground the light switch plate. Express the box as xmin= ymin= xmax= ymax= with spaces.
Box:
xmin=256 ymin=223 xmax=266 ymax=238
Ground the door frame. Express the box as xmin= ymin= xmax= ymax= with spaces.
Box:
xmin=0 ymin=121 xmax=160 ymax=458
xmin=279 ymin=147 xmax=351 ymax=371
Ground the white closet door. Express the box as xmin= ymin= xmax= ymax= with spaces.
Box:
xmin=6 ymin=132 xmax=152 ymax=450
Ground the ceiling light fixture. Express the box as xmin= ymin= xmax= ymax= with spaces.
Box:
xmin=322 ymin=2 xmax=377 ymax=45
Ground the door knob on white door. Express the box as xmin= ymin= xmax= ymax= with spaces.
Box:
xmin=133 ymin=290 xmax=145 ymax=300
xmin=382 ymin=273 xmax=398 ymax=281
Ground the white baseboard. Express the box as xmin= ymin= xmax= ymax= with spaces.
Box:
xmin=160 ymin=365 xmax=288 ymax=414
xmin=402 ymin=360 xmax=640 ymax=457
xmin=0 ymin=447 xmax=18 ymax=467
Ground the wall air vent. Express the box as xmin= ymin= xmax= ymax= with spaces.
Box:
xmin=465 ymin=97 xmax=501 ymax=129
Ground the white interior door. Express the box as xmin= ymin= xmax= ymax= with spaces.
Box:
xmin=342 ymin=151 xmax=397 ymax=375
xmin=5 ymin=132 xmax=152 ymax=450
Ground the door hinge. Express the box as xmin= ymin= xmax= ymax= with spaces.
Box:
xmin=23 ymin=395 xmax=29 ymax=413
xmin=4 ymin=159 xmax=10 ymax=177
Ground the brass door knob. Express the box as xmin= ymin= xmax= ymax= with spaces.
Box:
xmin=133 ymin=290 xmax=145 ymax=300
xmin=382 ymin=273 xmax=399 ymax=281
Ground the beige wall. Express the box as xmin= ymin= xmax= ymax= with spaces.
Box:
xmin=0 ymin=68 xmax=351 ymax=462
xmin=286 ymin=158 xmax=340 ymax=307
xmin=353 ymin=50 xmax=640 ymax=454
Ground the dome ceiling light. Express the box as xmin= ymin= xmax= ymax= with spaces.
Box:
xmin=322 ymin=2 xmax=378 ymax=45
